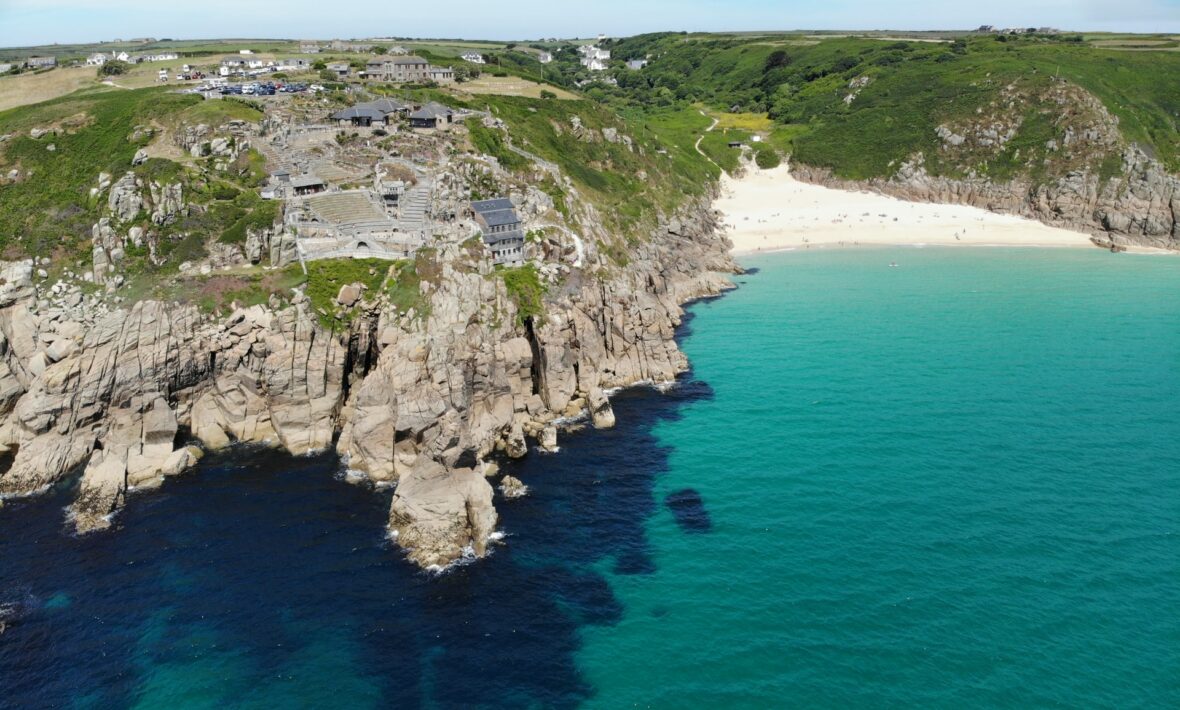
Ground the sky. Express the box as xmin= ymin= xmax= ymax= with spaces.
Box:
xmin=0 ymin=0 xmax=1177 ymax=48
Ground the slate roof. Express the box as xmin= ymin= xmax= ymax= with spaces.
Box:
xmin=290 ymin=174 xmax=326 ymax=188
xmin=472 ymin=198 xmax=522 ymax=229
xmin=330 ymin=106 xmax=386 ymax=121
xmin=472 ymin=198 xmax=514 ymax=213
xmin=360 ymin=98 xmax=411 ymax=114
xmin=477 ymin=210 xmax=521 ymax=228
xmin=410 ymin=101 xmax=453 ymax=120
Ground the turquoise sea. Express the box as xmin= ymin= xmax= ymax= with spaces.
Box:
xmin=580 ymin=248 xmax=1180 ymax=707
xmin=1 ymin=247 xmax=1178 ymax=707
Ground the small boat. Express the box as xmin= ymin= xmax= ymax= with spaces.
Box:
xmin=889 ymin=261 xmax=898 ymax=268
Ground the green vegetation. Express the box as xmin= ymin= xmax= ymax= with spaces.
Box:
xmin=127 ymin=264 xmax=305 ymax=315
xmin=497 ymin=263 xmax=545 ymax=325
xmin=303 ymin=258 xmax=390 ymax=327
xmin=0 ymin=87 xmax=200 ymax=257
xmin=543 ymin=32 xmax=1180 ymax=178
xmin=386 ymin=256 xmax=432 ymax=318
xmin=98 ymin=61 xmax=130 ymax=77
xmin=698 ymin=128 xmax=751 ymax=173
xmin=473 ymin=95 xmax=717 ymax=241
xmin=466 ymin=121 xmax=530 ymax=171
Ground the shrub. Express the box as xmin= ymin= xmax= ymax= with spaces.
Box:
xmin=99 ymin=60 xmax=130 ymax=76
xmin=754 ymin=146 xmax=781 ymax=169
xmin=498 ymin=264 xmax=545 ymax=325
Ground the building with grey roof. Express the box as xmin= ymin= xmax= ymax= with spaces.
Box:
xmin=409 ymin=102 xmax=454 ymax=129
xmin=365 ymin=55 xmax=454 ymax=84
xmin=472 ymin=198 xmax=525 ymax=265
xmin=330 ymin=106 xmax=387 ymax=127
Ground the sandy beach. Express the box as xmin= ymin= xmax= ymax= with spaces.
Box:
xmin=717 ymin=164 xmax=1098 ymax=254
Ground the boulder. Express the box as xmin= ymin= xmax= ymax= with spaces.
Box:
xmin=587 ymin=387 xmax=616 ymax=429
xmin=500 ymin=475 xmax=529 ymax=499
xmin=387 ymin=458 xmax=497 ymax=568
xmin=336 ymin=283 xmax=362 ymax=307
xmin=539 ymin=425 xmax=558 ymax=452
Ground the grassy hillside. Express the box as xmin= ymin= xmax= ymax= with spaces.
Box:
xmin=558 ymin=33 xmax=1180 ymax=179
xmin=0 ymin=87 xmax=273 ymax=273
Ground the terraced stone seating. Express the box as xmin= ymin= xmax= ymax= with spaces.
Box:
xmin=307 ymin=192 xmax=391 ymax=229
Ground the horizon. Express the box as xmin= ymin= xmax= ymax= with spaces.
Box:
xmin=1 ymin=0 xmax=1178 ymax=49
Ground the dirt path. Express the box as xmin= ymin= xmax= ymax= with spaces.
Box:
xmin=694 ymin=110 xmax=722 ymax=171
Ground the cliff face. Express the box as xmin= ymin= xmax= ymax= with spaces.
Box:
xmin=0 ymin=199 xmax=737 ymax=569
xmin=790 ymin=79 xmax=1180 ymax=250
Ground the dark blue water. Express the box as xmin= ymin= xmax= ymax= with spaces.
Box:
xmin=0 ymin=372 xmax=712 ymax=708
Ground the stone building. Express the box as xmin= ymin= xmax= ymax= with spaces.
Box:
xmin=472 ymin=198 xmax=525 ymax=265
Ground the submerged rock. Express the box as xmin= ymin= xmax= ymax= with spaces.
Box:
xmin=664 ymin=488 xmax=712 ymax=533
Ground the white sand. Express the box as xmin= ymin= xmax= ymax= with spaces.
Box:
xmin=717 ymin=165 xmax=1097 ymax=254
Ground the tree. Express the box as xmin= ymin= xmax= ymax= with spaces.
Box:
xmin=764 ymin=50 xmax=791 ymax=71
xmin=319 ymin=68 xmax=337 ymax=82
xmin=98 ymin=60 xmax=130 ymax=76
xmin=371 ymin=45 xmax=388 ymax=55
xmin=540 ymin=89 xmax=556 ymax=99
xmin=312 ymin=60 xmax=326 ymax=71
xmin=453 ymin=65 xmax=481 ymax=83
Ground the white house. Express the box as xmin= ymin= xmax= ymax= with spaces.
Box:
xmin=578 ymin=45 xmax=610 ymax=61
xmin=582 ymin=57 xmax=607 ymax=71
xmin=461 ymin=51 xmax=485 ymax=64
xmin=239 ymin=49 xmax=253 ymax=55
xmin=626 ymin=58 xmax=648 ymax=70
xmin=114 ymin=51 xmax=131 ymax=62
xmin=86 ymin=52 xmax=108 ymax=66
xmin=538 ymin=51 xmax=553 ymax=64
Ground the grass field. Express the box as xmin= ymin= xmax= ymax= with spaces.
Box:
xmin=709 ymin=111 xmax=775 ymax=132
xmin=0 ymin=67 xmax=110 ymax=112
xmin=454 ymin=76 xmax=577 ymax=100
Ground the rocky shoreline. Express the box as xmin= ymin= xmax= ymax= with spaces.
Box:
xmin=0 ymin=200 xmax=738 ymax=569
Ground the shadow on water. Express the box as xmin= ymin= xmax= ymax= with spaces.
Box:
xmin=0 ymin=314 xmax=716 ymax=708
xmin=664 ymin=489 xmax=713 ymax=533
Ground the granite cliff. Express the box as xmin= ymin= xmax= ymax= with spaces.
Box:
xmin=790 ymin=80 xmax=1180 ymax=250
xmin=0 ymin=200 xmax=736 ymax=569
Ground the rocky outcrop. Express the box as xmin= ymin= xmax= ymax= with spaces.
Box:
xmin=0 ymin=187 xmax=738 ymax=569
xmin=388 ymin=458 xmax=497 ymax=568
xmin=107 ymin=171 xmax=143 ymax=222
xmin=0 ymin=295 xmax=346 ymax=531
xmin=500 ymin=475 xmax=528 ymax=499
xmin=791 ymin=80 xmax=1180 ymax=249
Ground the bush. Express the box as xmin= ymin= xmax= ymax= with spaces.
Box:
xmin=754 ymin=146 xmax=781 ymax=169
xmin=498 ymin=264 xmax=545 ymax=325
xmin=540 ymin=89 xmax=557 ymax=99
xmin=99 ymin=60 xmax=130 ymax=76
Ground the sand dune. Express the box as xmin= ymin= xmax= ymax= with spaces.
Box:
xmin=717 ymin=164 xmax=1099 ymax=254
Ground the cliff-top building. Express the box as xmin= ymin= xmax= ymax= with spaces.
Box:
xmin=472 ymin=198 xmax=525 ymax=265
